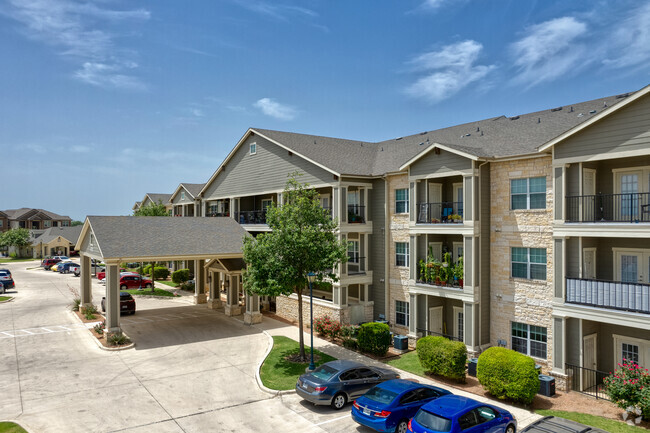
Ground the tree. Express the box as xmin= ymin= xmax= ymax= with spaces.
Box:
xmin=243 ymin=175 xmax=348 ymax=361
xmin=133 ymin=201 xmax=169 ymax=216
xmin=71 ymin=220 xmax=84 ymax=226
xmin=0 ymin=228 xmax=31 ymax=249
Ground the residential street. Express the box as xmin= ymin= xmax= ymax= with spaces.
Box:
xmin=0 ymin=260 xmax=539 ymax=432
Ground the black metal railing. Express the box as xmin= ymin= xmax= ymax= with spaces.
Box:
xmin=417 ymin=328 xmax=463 ymax=342
xmin=565 ymin=363 xmax=610 ymax=400
xmin=566 ymin=277 xmax=650 ymax=314
xmin=416 ymin=276 xmax=463 ymax=289
xmin=235 ymin=210 xmax=267 ymax=224
xmin=416 ymin=202 xmax=463 ymax=224
xmin=566 ymin=192 xmax=650 ymax=223
xmin=207 ymin=212 xmax=230 ymax=217
xmin=347 ymin=205 xmax=366 ymax=223
xmin=347 ymin=255 xmax=366 ymax=274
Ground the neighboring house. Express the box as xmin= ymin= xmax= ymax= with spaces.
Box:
xmin=0 ymin=211 xmax=8 ymax=233
xmin=138 ymin=193 xmax=173 ymax=215
xmin=132 ymin=201 xmax=141 ymax=213
xmin=31 ymin=226 xmax=83 ymax=258
xmin=0 ymin=208 xmax=73 ymax=256
xmin=170 ymin=183 xmax=205 ymax=217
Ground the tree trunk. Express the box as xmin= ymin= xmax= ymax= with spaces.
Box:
xmin=296 ymin=287 xmax=306 ymax=361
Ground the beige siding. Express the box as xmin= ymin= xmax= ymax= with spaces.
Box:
xmin=409 ymin=149 xmax=472 ymax=178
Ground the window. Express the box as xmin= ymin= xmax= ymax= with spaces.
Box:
xmin=512 ymin=322 xmax=547 ymax=358
xmin=181 ymin=191 xmax=185 ymax=200
xmin=395 ymin=188 xmax=409 ymax=214
xmin=44 ymin=220 xmax=51 ymax=228
xmin=62 ymin=221 xmax=69 ymax=227
xmin=249 ymin=142 xmax=257 ymax=155
xmin=348 ymin=240 xmax=360 ymax=263
xmin=395 ymin=242 xmax=409 ymax=267
xmin=511 ymin=247 xmax=546 ymax=280
xmin=395 ymin=300 xmax=409 ymax=326
xmin=622 ymin=343 xmax=639 ymax=364
xmin=511 ymin=177 xmax=546 ymax=210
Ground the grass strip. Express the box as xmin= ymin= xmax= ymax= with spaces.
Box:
xmin=0 ymin=258 xmax=36 ymax=263
xmin=158 ymin=280 xmax=178 ymax=287
xmin=386 ymin=350 xmax=426 ymax=377
xmin=123 ymin=288 xmax=176 ymax=297
xmin=536 ymin=410 xmax=647 ymax=433
xmin=0 ymin=422 xmax=28 ymax=433
xmin=260 ymin=335 xmax=337 ymax=390
xmin=0 ymin=297 xmax=11 ymax=302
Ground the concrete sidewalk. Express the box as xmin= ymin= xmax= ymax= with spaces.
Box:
xmin=253 ymin=315 xmax=542 ymax=429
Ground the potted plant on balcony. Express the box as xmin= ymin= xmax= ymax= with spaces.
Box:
xmin=453 ymin=256 xmax=463 ymax=287
xmin=449 ymin=214 xmax=462 ymax=223
xmin=438 ymin=252 xmax=452 ymax=285
xmin=430 ymin=217 xmax=441 ymax=223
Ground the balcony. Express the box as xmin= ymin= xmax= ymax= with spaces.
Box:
xmin=566 ymin=193 xmax=650 ymax=223
xmin=566 ymin=277 xmax=650 ymax=314
xmin=347 ymin=254 xmax=366 ymax=274
xmin=416 ymin=202 xmax=463 ymax=224
xmin=235 ymin=210 xmax=267 ymax=225
xmin=347 ymin=205 xmax=365 ymax=224
xmin=206 ymin=212 xmax=230 ymax=217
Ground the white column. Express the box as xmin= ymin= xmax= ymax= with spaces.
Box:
xmin=105 ymin=262 xmax=121 ymax=335
xmin=244 ymin=292 xmax=262 ymax=324
xmin=80 ymin=254 xmax=92 ymax=308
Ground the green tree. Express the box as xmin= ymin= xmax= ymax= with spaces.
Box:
xmin=243 ymin=175 xmax=348 ymax=361
xmin=0 ymin=228 xmax=31 ymax=249
xmin=133 ymin=200 xmax=169 ymax=216
xmin=70 ymin=220 xmax=84 ymax=226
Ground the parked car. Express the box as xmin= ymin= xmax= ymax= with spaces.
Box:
xmin=352 ymin=379 xmax=451 ymax=433
xmin=69 ymin=264 xmax=80 ymax=276
xmin=58 ymin=262 xmax=80 ymax=274
xmin=99 ymin=273 xmax=153 ymax=290
xmin=101 ymin=291 xmax=136 ymax=315
xmin=520 ymin=416 xmax=608 ymax=433
xmin=52 ymin=255 xmax=70 ymax=261
xmin=0 ymin=268 xmax=11 ymax=278
xmin=51 ymin=261 xmax=72 ymax=272
xmin=41 ymin=258 xmax=61 ymax=268
xmin=0 ymin=270 xmax=15 ymax=294
xmin=96 ymin=268 xmax=125 ymax=281
xmin=408 ymin=395 xmax=516 ymax=433
xmin=296 ymin=360 xmax=400 ymax=410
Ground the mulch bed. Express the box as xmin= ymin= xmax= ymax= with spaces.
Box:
xmin=73 ymin=309 xmax=131 ymax=349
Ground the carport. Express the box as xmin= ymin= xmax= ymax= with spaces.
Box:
xmin=75 ymin=216 xmax=261 ymax=335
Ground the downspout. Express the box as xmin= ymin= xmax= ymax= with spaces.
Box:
xmin=384 ymin=175 xmax=390 ymax=322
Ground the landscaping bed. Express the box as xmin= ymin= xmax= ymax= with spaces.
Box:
xmin=123 ymin=287 xmax=179 ymax=297
xmin=72 ymin=305 xmax=133 ymax=349
xmin=0 ymin=422 xmax=28 ymax=433
xmin=0 ymin=296 xmax=12 ymax=302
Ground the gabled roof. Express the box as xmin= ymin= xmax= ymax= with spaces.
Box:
xmin=141 ymin=193 xmax=172 ymax=206
xmin=132 ymin=201 xmax=141 ymax=211
xmin=2 ymin=208 xmax=71 ymax=221
xmin=170 ymin=183 xmax=205 ymax=201
xmin=32 ymin=226 xmax=83 ymax=246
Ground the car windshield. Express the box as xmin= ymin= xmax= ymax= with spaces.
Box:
xmin=364 ymin=386 xmax=398 ymax=405
xmin=414 ymin=409 xmax=452 ymax=432
xmin=310 ymin=364 xmax=339 ymax=381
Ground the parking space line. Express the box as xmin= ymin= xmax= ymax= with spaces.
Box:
xmin=314 ymin=414 xmax=351 ymax=426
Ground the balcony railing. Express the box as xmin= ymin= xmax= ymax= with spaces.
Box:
xmin=347 ymin=205 xmax=365 ymax=223
xmin=416 ymin=277 xmax=463 ymax=289
xmin=416 ymin=202 xmax=463 ymax=224
xmin=207 ymin=212 xmax=230 ymax=217
xmin=347 ymin=254 xmax=366 ymax=274
xmin=235 ymin=210 xmax=267 ymax=225
xmin=566 ymin=277 xmax=650 ymax=314
xmin=417 ymin=328 xmax=462 ymax=342
xmin=565 ymin=192 xmax=650 ymax=223
xmin=565 ymin=363 xmax=610 ymax=400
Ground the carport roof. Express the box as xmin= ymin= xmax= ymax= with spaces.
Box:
xmin=78 ymin=216 xmax=248 ymax=261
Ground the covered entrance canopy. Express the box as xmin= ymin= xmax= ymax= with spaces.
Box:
xmin=76 ymin=216 xmax=259 ymax=335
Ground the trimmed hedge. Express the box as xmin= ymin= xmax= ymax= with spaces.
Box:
xmin=416 ymin=336 xmax=467 ymax=383
xmin=357 ymin=322 xmax=391 ymax=356
xmin=171 ymin=268 xmax=191 ymax=285
xmin=477 ymin=347 xmax=539 ymax=404
xmin=141 ymin=265 xmax=169 ymax=280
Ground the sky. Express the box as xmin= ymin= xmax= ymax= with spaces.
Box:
xmin=1 ymin=0 xmax=649 ymax=221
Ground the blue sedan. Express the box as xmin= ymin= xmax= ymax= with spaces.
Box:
xmin=408 ymin=395 xmax=516 ymax=433
xmin=352 ymin=379 xmax=451 ymax=433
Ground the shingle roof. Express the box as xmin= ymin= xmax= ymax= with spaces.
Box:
xmin=32 ymin=226 xmax=83 ymax=245
xmin=252 ymin=90 xmax=634 ymax=176
xmin=180 ymin=183 xmax=205 ymax=198
xmin=2 ymin=208 xmax=71 ymax=221
xmin=144 ymin=194 xmax=172 ymax=205
xmin=84 ymin=216 xmax=248 ymax=260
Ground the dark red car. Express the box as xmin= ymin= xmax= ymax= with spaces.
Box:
xmin=101 ymin=291 xmax=136 ymax=315
xmin=41 ymin=258 xmax=61 ymax=268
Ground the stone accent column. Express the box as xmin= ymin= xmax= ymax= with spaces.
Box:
xmin=408 ymin=293 xmax=418 ymax=337
xmin=244 ymin=292 xmax=262 ymax=324
xmin=207 ymin=271 xmax=222 ymax=309
xmin=224 ymin=274 xmax=242 ymax=316
xmin=80 ymin=254 xmax=92 ymax=308
xmin=105 ymin=262 xmax=121 ymax=335
xmin=193 ymin=260 xmax=207 ymax=304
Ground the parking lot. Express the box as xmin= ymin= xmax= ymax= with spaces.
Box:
xmin=0 ymin=260 xmax=539 ymax=432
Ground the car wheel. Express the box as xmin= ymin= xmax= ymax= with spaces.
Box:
xmin=506 ymin=424 xmax=516 ymax=433
xmin=331 ymin=393 xmax=346 ymax=410
xmin=120 ymin=284 xmax=127 ymax=290
xmin=145 ymin=283 xmax=152 ymax=289
xmin=395 ymin=420 xmax=409 ymax=433
xmin=0 ymin=285 xmax=4 ymax=295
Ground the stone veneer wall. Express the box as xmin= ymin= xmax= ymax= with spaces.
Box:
xmin=490 ymin=155 xmax=554 ymax=372
xmin=276 ymin=294 xmax=350 ymax=325
xmin=387 ymin=173 xmax=411 ymax=337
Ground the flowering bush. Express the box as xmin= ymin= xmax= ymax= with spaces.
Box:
xmin=603 ymin=361 xmax=650 ymax=421
xmin=313 ymin=315 xmax=342 ymax=339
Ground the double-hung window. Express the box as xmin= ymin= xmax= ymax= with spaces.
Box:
xmin=512 ymin=322 xmax=547 ymax=358
xmin=249 ymin=142 xmax=257 ymax=155
xmin=511 ymin=177 xmax=546 ymax=209
xmin=511 ymin=247 xmax=546 ymax=280
xmin=395 ymin=242 xmax=409 ymax=267
xmin=395 ymin=300 xmax=409 ymax=327
xmin=395 ymin=188 xmax=409 ymax=214
xmin=348 ymin=240 xmax=359 ymax=264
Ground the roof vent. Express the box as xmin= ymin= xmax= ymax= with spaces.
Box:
xmin=537 ymin=117 xmax=541 ymax=123
xmin=589 ymin=110 xmax=597 ymax=114
xmin=577 ymin=113 xmax=584 ymax=117
xmin=420 ymin=131 xmax=427 ymax=135
xmin=550 ymin=107 xmax=562 ymax=112
xmin=509 ymin=116 xmax=519 ymax=120
xmin=569 ymin=106 xmax=574 ymax=112
xmin=476 ymin=126 xmax=480 ymax=132
xmin=288 ymin=151 xmax=293 ymax=156
xmin=603 ymin=101 xmax=608 ymax=107
xmin=480 ymin=130 xmax=484 ymax=136
xmin=465 ymin=133 xmax=471 ymax=137
xmin=616 ymin=93 xmax=631 ymax=99
xmin=418 ymin=142 xmax=425 ymax=146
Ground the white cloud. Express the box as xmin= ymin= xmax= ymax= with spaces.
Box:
xmin=405 ymin=40 xmax=496 ymax=104
xmin=602 ymin=2 xmax=650 ymax=70
xmin=233 ymin=1 xmax=317 ymax=21
xmin=510 ymin=17 xmax=589 ymax=87
xmin=253 ymin=98 xmax=297 ymax=120
xmin=4 ymin=0 xmax=149 ymax=89
xmin=71 ymin=144 xmax=90 ymax=153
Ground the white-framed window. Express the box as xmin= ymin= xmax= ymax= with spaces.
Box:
xmin=62 ymin=221 xmax=69 ymax=227
xmin=249 ymin=142 xmax=257 ymax=155
xmin=613 ymin=248 xmax=650 ymax=284
xmin=395 ymin=188 xmax=409 ymax=214
xmin=44 ymin=220 xmax=51 ymax=228
xmin=511 ymin=177 xmax=546 ymax=210
xmin=181 ymin=191 xmax=186 ymax=201
xmin=261 ymin=199 xmax=273 ymax=212
xmin=348 ymin=240 xmax=360 ymax=263
xmin=0 ymin=220 xmax=3 ymax=227
xmin=613 ymin=334 xmax=648 ymax=368
xmin=453 ymin=306 xmax=464 ymax=342
xmin=511 ymin=247 xmax=546 ymax=280
xmin=512 ymin=322 xmax=547 ymax=358
xmin=395 ymin=242 xmax=409 ymax=267
xmin=395 ymin=300 xmax=409 ymax=327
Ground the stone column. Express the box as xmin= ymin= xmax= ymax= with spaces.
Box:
xmin=80 ymin=254 xmax=92 ymax=308
xmin=244 ymin=292 xmax=262 ymax=324
xmin=408 ymin=293 xmax=418 ymax=337
xmin=224 ymin=274 xmax=242 ymax=316
xmin=105 ymin=262 xmax=121 ymax=335
xmin=207 ymin=271 xmax=222 ymax=309
xmin=193 ymin=260 xmax=207 ymax=304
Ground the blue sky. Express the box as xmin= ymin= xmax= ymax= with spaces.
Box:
xmin=2 ymin=0 xmax=649 ymax=221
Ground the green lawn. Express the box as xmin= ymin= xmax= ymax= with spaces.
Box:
xmin=0 ymin=297 xmax=11 ymax=302
xmin=158 ymin=280 xmax=178 ymax=288
xmin=123 ymin=288 xmax=176 ymax=297
xmin=0 ymin=422 xmax=28 ymax=433
xmin=0 ymin=258 xmax=36 ymax=263
xmin=536 ymin=410 xmax=647 ymax=433
xmin=386 ymin=350 xmax=426 ymax=377
xmin=260 ymin=336 xmax=337 ymax=390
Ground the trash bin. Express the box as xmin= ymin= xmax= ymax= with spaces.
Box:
xmin=538 ymin=374 xmax=556 ymax=397
xmin=394 ymin=335 xmax=408 ymax=351
xmin=467 ymin=358 xmax=479 ymax=377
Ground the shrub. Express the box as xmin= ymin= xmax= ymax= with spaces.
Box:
xmin=107 ymin=333 xmax=131 ymax=346
xmin=341 ymin=325 xmax=360 ymax=338
xmin=313 ymin=315 xmax=342 ymax=339
xmin=357 ymin=322 xmax=391 ymax=356
xmin=342 ymin=337 xmax=358 ymax=350
xmin=180 ymin=281 xmax=195 ymax=291
xmin=81 ymin=304 xmax=98 ymax=319
xmin=416 ymin=336 xmax=467 ymax=383
xmin=172 ymin=268 xmax=191 ymax=285
xmin=141 ymin=265 xmax=169 ymax=280
xmin=70 ymin=298 xmax=81 ymax=311
xmin=604 ymin=361 xmax=650 ymax=420
xmin=477 ymin=347 xmax=539 ymax=404
xmin=93 ymin=321 xmax=105 ymax=335
xmin=9 ymin=252 xmax=17 ymax=259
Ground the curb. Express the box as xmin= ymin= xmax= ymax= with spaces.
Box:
xmin=0 ymin=296 xmax=15 ymax=303
xmin=67 ymin=309 xmax=135 ymax=352
xmin=254 ymin=329 xmax=297 ymax=397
